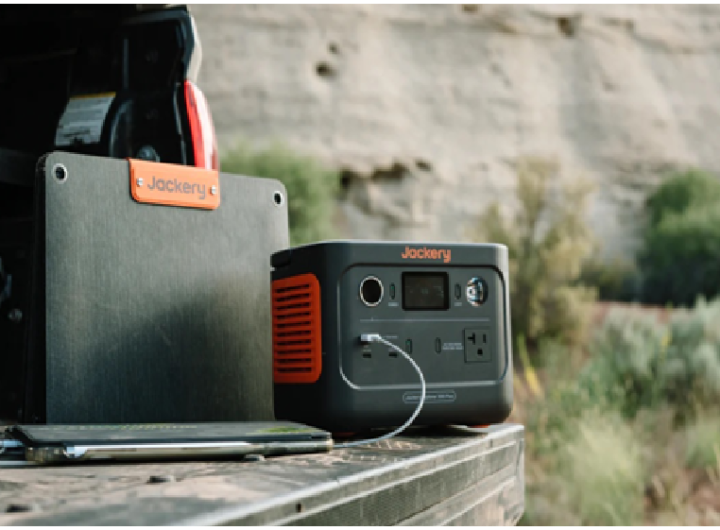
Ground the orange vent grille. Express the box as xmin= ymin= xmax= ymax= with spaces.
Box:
xmin=272 ymin=274 xmax=322 ymax=384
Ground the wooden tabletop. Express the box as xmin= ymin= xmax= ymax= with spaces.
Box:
xmin=0 ymin=423 xmax=524 ymax=526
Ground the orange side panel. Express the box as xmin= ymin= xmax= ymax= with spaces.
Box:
xmin=272 ymin=274 xmax=322 ymax=384
xmin=128 ymin=158 xmax=220 ymax=210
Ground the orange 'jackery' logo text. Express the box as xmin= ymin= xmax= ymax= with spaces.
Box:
xmin=401 ymin=246 xmax=451 ymax=263
xmin=147 ymin=176 xmax=207 ymax=200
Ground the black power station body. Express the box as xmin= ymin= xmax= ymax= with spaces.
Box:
xmin=271 ymin=241 xmax=513 ymax=433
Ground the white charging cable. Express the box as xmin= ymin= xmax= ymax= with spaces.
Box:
xmin=333 ymin=333 xmax=427 ymax=449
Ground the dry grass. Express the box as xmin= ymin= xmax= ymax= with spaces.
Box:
xmin=516 ymin=302 xmax=720 ymax=526
xmin=685 ymin=414 xmax=720 ymax=470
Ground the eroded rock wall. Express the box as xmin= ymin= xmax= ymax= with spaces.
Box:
xmin=193 ymin=4 xmax=720 ymax=257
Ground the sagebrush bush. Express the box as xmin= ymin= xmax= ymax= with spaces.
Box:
xmin=663 ymin=299 xmax=720 ymax=407
xmin=221 ymin=143 xmax=340 ymax=246
xmin=640 ymin=170 xmax=720 ymax=306
xmin=578 ymin=298 xmax=720 ymax=419
xmin=468 ymin=157 xmax=597 ymax=349
xmin=579 ymin=310 xmax=667 ymax=418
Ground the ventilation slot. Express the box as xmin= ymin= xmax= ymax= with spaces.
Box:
xmin=272 ymin=274 xmax=322 ymax=384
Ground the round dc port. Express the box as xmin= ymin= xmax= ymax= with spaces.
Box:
xmin=360 ymin=276 xmax=383 ymax=307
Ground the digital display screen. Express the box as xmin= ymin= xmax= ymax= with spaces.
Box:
xmin=402 ymin=272 xmax=449 ymax=311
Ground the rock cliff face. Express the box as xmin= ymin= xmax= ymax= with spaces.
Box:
xmin=192 ymin=4 xmax=720 ymax=257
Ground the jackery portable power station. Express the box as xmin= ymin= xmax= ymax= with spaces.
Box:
xmin=270 ymin=241 xmax=513 ymax=433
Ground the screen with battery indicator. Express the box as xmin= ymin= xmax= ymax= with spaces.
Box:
xmin=402 ymin=272 xmax=449 ymax=310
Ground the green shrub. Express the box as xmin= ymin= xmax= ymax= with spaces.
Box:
xmin=221 ymin=143 xmax=340 ymax=246
xmin=468 ymin=157 xmax=597 ymax=349
xmin=639 ymin=170 xmax=720 ymax=306
xmin=579 ymin=258 xmax=641 ymax=302
xmin=645 ymin=169 xmax=720 ymax=227
xmin=640 ymin=206 xmax=720 ymax=306
xmin=662 ymin=299 xmax=720 ymax=407
xmin=579 ymin=299 xmax=720 ymax=419
xmin=579 ymin=309 xmax=667 ymax=418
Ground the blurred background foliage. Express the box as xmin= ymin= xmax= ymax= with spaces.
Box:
xmin=577 ymin=169 xmax=720 ymax=308
xmin=464 ymin=159 xmax=720 ymax=525
xmin=468 ymin=157 xmax=597 ymax=351
xmin=487 ymin=165 xmax=720 ymax=525
xmin=221 ymin=143 xmax=340 ymax=246
xmin=519 ymin=301 xmax=720 ymax=525
xmin=578 ymin=257 xmax=641 ymax=303
xmin=639 ymin=170 xmax=720 ymax=307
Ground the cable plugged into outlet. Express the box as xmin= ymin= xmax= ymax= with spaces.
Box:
xmin=360 ymin=333 xmax=381 ymax=343
xmin=333 ymin=334 xmax=426 ymax=449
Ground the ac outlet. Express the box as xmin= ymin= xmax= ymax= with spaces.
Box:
xmin=464 ymin=327 xmax=494 ymax=363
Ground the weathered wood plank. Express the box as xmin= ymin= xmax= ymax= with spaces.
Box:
xmin=0 ymin=424 xmax=524 ymax=526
